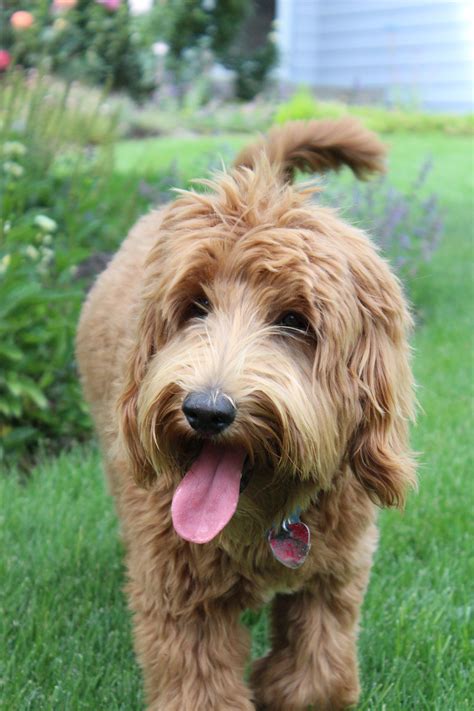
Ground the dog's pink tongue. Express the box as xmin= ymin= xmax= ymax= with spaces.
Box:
xmin=171 ymin=442 xmax=245 ymax=544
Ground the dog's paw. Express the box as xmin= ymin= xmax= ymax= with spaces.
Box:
xmin=251 ymin=652 xmax=359 ymax=711
xmin=147 ymin=688 xmax=256 ymax=711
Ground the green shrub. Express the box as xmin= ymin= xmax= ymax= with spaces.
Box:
xmin=275 ymin=87 xmax=474 ymax=136
xmin=147 ymin=0 xmax=277 ymax=101
xmin=274 ymin=87 xmax=339 ymax=123
xmin=0 ymin=72 xmax=146 ymax=464
xmin=153 ymin=0 xmax=250 ymax=62
xmin=224 ymin=34 xmax=277 ymax=101
xmin=1 ymin=0 xmax=156 ymax=100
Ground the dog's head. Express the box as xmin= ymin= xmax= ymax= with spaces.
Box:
xmin=119 ymin=119 xmax=416 ymax=543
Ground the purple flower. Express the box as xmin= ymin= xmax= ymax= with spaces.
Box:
xmin=319 ymin=159 xmax=443 ymax=293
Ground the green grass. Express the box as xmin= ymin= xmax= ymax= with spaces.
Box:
xmin=2 ymin=132 xmax=473 ymax=709
xmin=1 ymin=448 xmax=140 ymax=710
xmin=114 ymin=133 xmax=246 ymax=181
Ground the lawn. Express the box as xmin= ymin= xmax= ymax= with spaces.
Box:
xmin=1 ymin=131 xmax=473 ymax=710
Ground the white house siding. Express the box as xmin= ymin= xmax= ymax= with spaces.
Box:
xmin=276 ymin=0 xmax=474 ymax=112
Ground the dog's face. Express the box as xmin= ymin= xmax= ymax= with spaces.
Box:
xmin=120 ymin=164 xmax=415 ymax=542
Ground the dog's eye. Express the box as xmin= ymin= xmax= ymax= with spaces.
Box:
xmin=184 ymin=296 xmax=211 ymax=321
xmin=275 ymin=311 xmax=310 ymax=334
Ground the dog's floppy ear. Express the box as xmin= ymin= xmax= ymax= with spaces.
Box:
xmin=118 ymin=301 xmax=158 ymax=488
xmin=234 ymin=118 xmax=386 ymax=183
xmin=347 ymin=253 xmax=417 ymax=508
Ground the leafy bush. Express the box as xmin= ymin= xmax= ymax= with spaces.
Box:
xmin=275 ymin=88 xmax=337 ymax=123
xmin=322 ymin=159 xmax=443 ymax=287
xmin=148 ymin=0 xmax=276 ymax=101
xmin=0 ymin=0 xmax=156 ymax=100
xmin=276 ymin=87 xmax=474 ymax=136
xmin=157 ymin=0 xmax=250 ymax=62
xmin=0 ymin=72 xmax=147 ymax=464
xmin=224 ymin=34 xmax=277 ymax=101
xmin=144 ymin=0 xmax=248 ymax=99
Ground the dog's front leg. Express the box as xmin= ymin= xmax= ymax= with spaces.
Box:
xmin=120 ymin=480 xmax=256 ymax=711
xmin=123 ymin=516 xmax=255 ymax=711
xmin=132 ymin=597 xmax=255 ymax=711
xmin=251 ymin=572 xmax=368 ymax=711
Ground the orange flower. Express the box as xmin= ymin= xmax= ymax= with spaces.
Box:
xmin=10 ymin=10 xmax=34 ymax=30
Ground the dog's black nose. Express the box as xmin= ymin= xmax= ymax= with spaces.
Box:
xmin=182 ymin=390 xmax=236 ymax=434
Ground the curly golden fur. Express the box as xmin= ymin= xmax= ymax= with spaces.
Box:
xmin=76 ymin=118 xmax=416 ymax=711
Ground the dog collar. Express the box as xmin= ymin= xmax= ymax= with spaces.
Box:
xmin=268 ymin=507 xmax=311 ymax=569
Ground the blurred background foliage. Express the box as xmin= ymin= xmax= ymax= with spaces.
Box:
xmin=0 ymin=72 xmax=137 ymax=461
xmin=1 ymin=0 xmax=158 ymax=99
xmin=0 ymin=0 xmax=277 ymax=101
xmin=275 ymin=87 xmax=474 ymax=136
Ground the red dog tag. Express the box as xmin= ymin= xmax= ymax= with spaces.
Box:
xmin=268 ymin=521 xmax=311 ymax=569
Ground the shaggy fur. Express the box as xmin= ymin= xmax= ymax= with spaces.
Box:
xmin=76 ymin=118 xmax=416 ymax=711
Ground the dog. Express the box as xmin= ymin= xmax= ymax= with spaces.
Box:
xmin=76 ymin=118 xmax=416 ymax=711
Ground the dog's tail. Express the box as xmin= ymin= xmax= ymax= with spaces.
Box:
xmin=234 ymin=118 xmax=386 ymax=182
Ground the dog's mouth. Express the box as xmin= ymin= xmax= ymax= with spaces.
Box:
xmin=171 ymin=441 xmax=249 ymax=544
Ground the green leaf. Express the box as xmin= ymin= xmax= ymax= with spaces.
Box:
xmin=0 ymin=426 xmax=37 ymax=449
xmin=0 ymin=343 xmax=23 ymax=362
xmin=0 ymin=283 xmax=42 ymax=319
xmin=4 ymin=374 xmax=48 ymax=410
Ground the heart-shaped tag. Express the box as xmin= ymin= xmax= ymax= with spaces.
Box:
xmin=268 ymin=521 xmax=311 ymax=569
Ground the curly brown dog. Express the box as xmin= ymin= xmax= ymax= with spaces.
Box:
xmin=76 ymin=119 xmax=416 ymax=711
